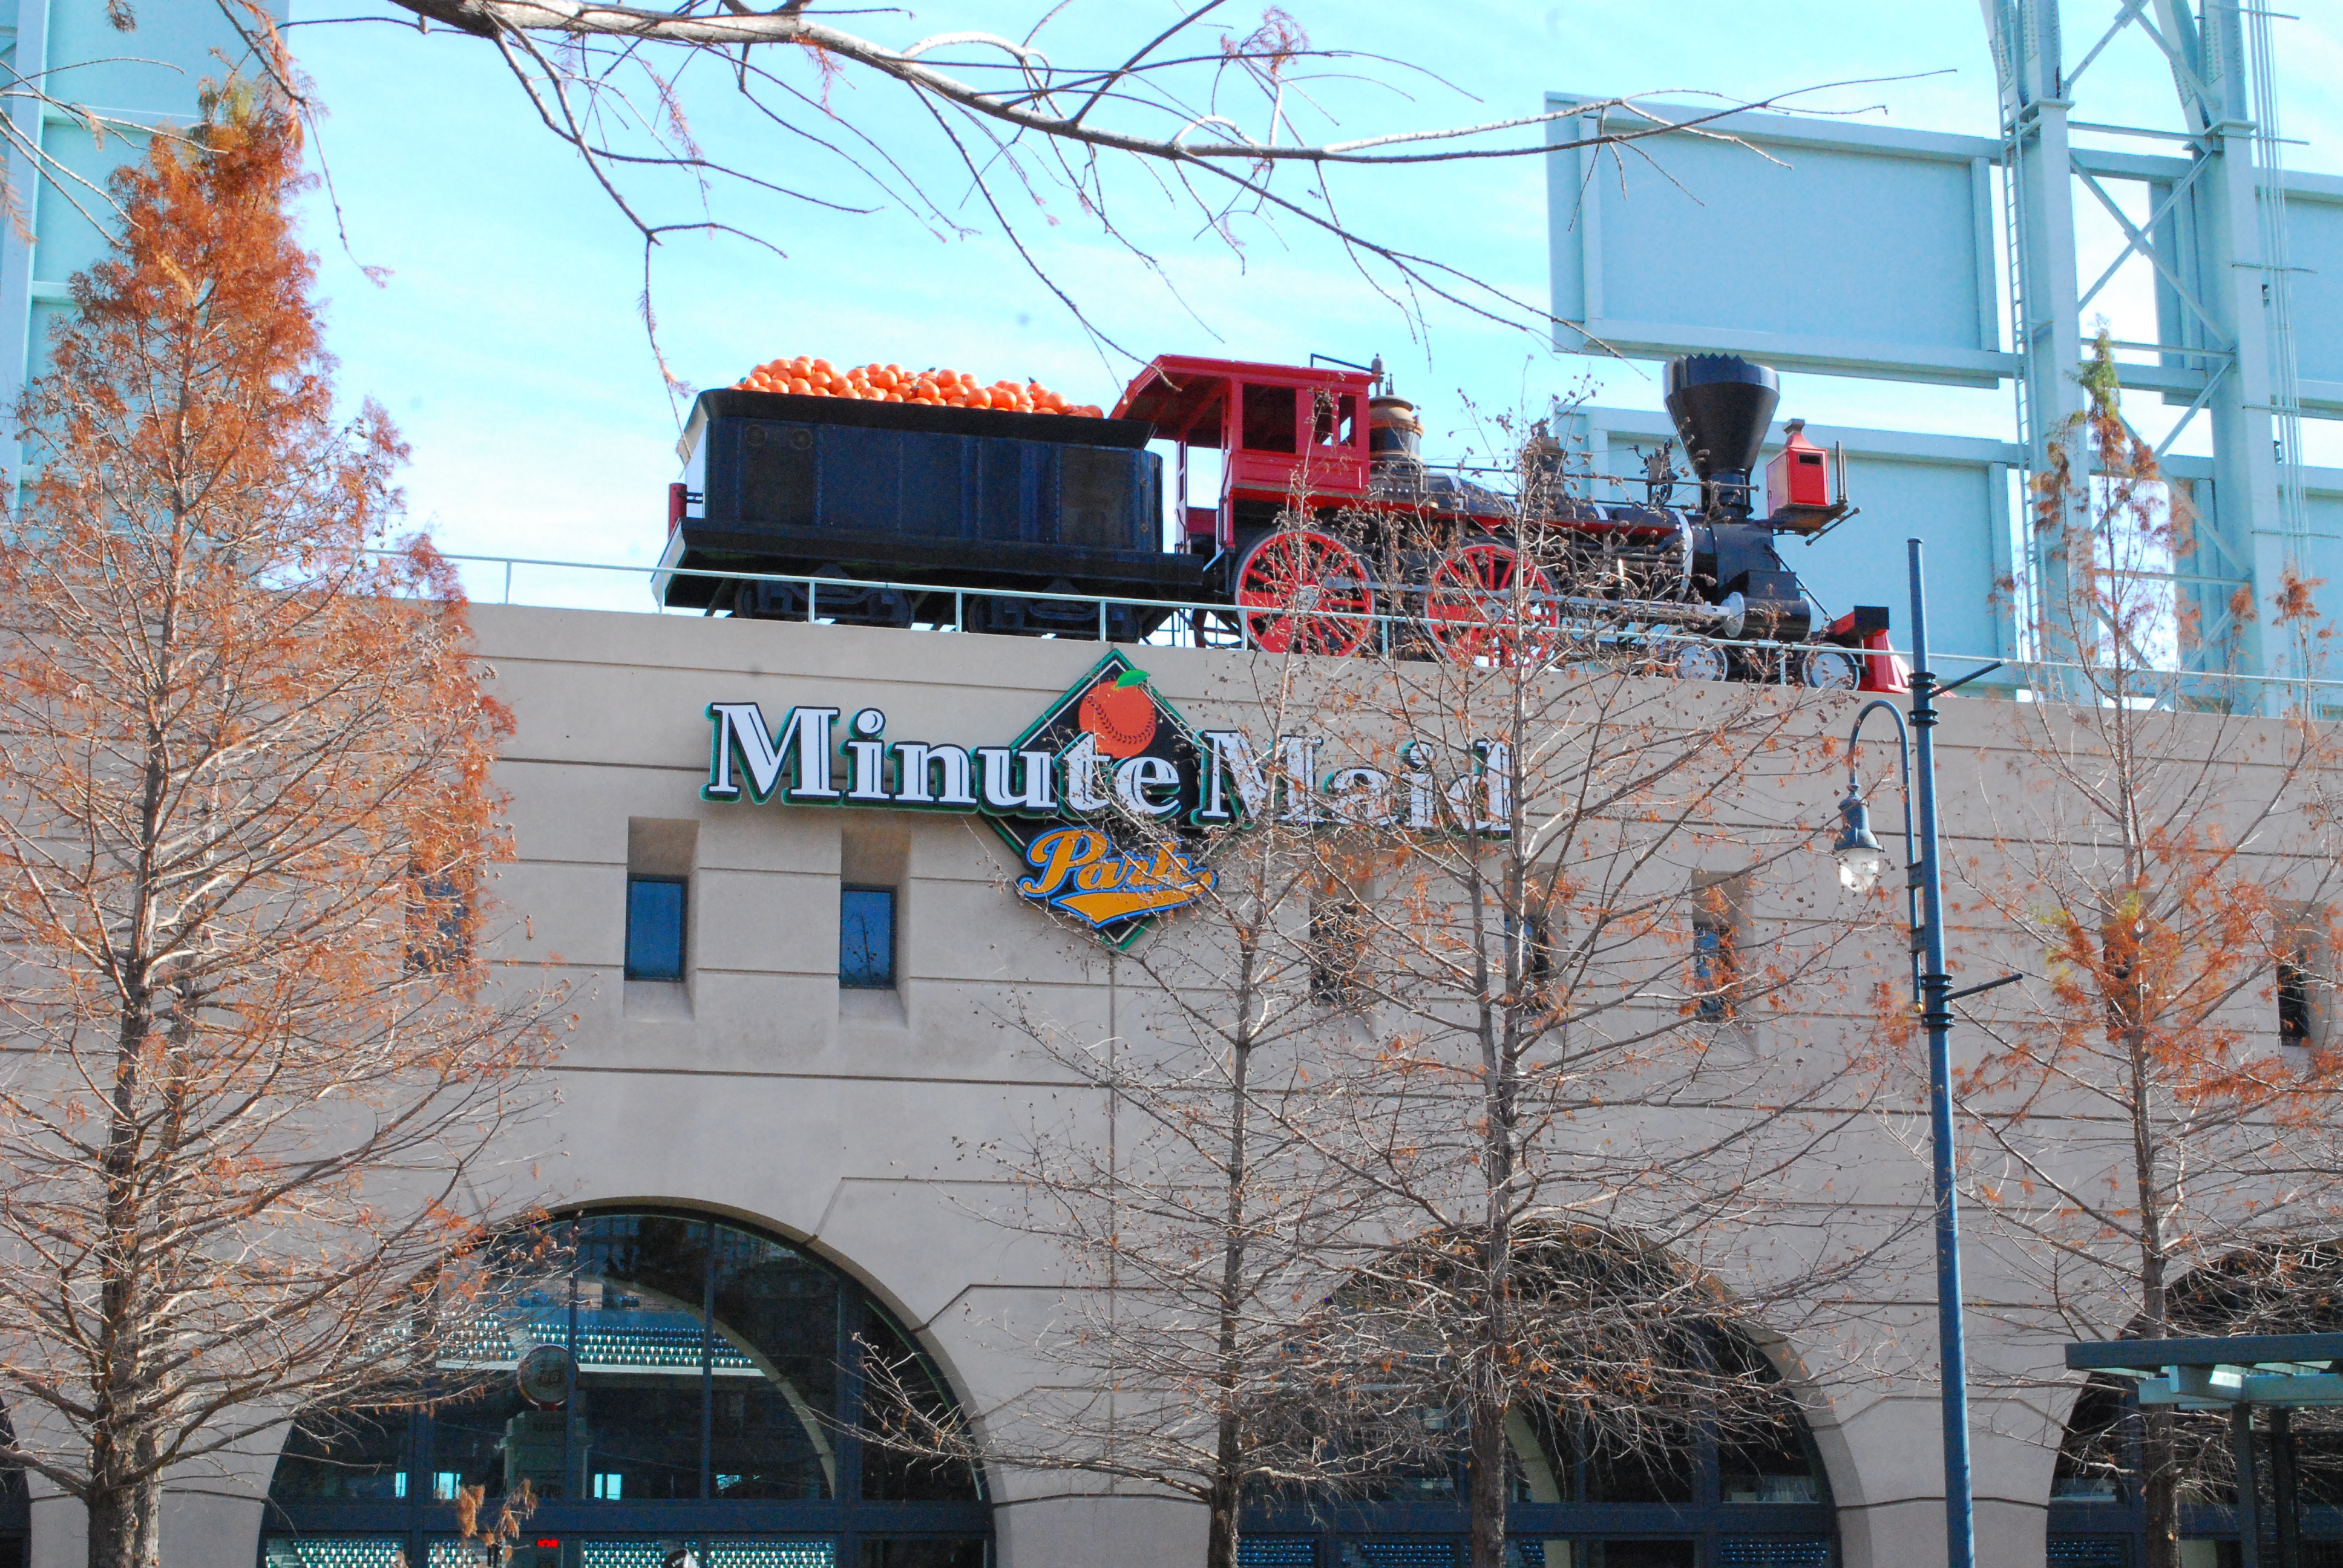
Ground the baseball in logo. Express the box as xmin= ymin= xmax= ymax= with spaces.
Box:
xmin=1077 ymin=668 xmax=1158 ymax=757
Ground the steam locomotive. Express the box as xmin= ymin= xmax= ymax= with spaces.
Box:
xmin=653 ymin=351 xmax=1904 ymax=691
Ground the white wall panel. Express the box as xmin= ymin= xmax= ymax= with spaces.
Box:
xmin=1547 ymin=97 xmax=2015 ymax=387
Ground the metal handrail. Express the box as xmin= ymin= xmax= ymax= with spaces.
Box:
xmin=410 ymin=547 xmax=2343 ymax=698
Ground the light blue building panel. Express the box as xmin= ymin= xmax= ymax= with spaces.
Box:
xmin=1545 ymin=96 xmax=2014 ymax=388
xmin=0 ymin=0 xmax=286 ymax=443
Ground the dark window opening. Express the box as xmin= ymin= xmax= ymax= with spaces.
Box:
xmin=1242 ymin=384 xmax=1299 ymax=453
xmin=1506 ymin=913 xmax=1555 ymax=996
xmin=407 ymin=869 xmax=470 ymax=975
xmin=842 ymin=885 xmax=897 ymax=990
xmin=625 ymin=875 xmax=688 ymax=982
xmin=1309 ymin=898 xmax=1368 ymax=1008
xmin=2281 ymin=947 xmax=2315 ymax=1044
xmin=264 ymin=1210 xmax=989 ymax=1566
xmin=1312 ymin=391 xmax=1358 ymax=449
xmin=1693 ymin=920 xmax=1737 ymax=1023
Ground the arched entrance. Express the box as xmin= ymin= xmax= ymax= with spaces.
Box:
xmin=2048 ymin=1243 xmax=2343 ymax=1566
xmin=261 ymin=1209 xmax=989 ymax=1568
xmin=1238 ymin=1229 xmax=1839 ymax=1567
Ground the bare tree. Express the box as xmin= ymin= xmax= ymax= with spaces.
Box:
xmin=865 ymin=416 xmax=1908 ymax=1568
xmin=1258 ymin=410 xmax=1903 ymax=1568
xmin=1950 ymin=336 xmax=2343 ymax=1568
xmin=181 ymin=0 xmax=1882 ymax=384
xmin=0 ymin=82 xmax=562 ymax=1568
xmin=857 ymin=652 xmax=1404 ymax=1568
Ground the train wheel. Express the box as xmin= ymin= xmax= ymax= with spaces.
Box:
xmin=1800 ymin=647 xmax=1862 ymax=691
xmin=1659 ymin=639 xmax=1729 ymax=682
xmin=1424 ymin=543 xmax=1562 ymax=666
xmin=1234 ymin=529 xmax=1378 ymax=656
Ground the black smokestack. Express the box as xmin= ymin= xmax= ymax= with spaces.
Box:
xmin=1664 ymin=354 xmax=1780 ymax=515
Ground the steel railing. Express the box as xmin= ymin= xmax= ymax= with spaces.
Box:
xmin=412 ymin=547 xmax=2343 ymax=705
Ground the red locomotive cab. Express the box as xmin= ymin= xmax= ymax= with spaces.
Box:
xmin=1115 ymin=355 xmax=1373 ymax=549
xmin=1765 ymin=418 xmax=1836 ymax=530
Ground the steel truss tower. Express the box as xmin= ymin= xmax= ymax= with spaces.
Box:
xmin=1981 ymin=0 xmax=2310 ymax=691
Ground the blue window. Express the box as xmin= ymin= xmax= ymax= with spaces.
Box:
xmin=1693 ymin=921 xmax=1737 ymax=1022
xmin=263 ymin=1210 xmax=988 ymax=1567
xmin=625 ymin=877 xmax=688 ymax=981
xmin=841 ymin=886 xmax=896 ymax=990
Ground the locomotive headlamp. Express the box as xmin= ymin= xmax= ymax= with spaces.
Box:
xmin=1832 ymin=785 xmax=1889 ymax=895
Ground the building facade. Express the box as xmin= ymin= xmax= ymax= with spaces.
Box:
xmin=7 ymin=604 xmax=2303 ymax=1568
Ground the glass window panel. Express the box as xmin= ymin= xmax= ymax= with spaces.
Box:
xmin=428 ymin=1381 xmax=551 ymax=1502
xmin=270 ymin=1407 xmax=410 ymax=1501
xmin=575 ymin=1544 xmax=684 ymax=1568
xmin=858 ymin=1307 xmax=980 ymax=1503
xmin=1692 ymin=922 xmax=1736 ymax=1022
xmin=1717 ymin=1542 xmax=1832 ymax=1567
xmin=574 ymin=1215 xmax=715 ymax=1503
xmin=1584 ymin=1423 xmax=1694 ymax=1504
xmin=1504 ymin=1545 xmax=1578 ymax=1568
xmin=1581 ymin=1546 xmax=1694 ymax=1568
xmin=710 ymin=1542 xmax=840 ymax=1568
xmin=627 ymin=879 xmax=687 ymax=982
xmin=1241 ymin=385 xmax=1299 ymax=454
xmin=1238 ymin=1541 xmax=1316 ymax=1568
xmin=2043 ymin=1541 xmax=2132 ymax=1568
xmin=1338 ymin=1543 xmax=1459 ymax=1567
xmin=263 ymin=1542 xmax=411 ymax=1568
xmin=840 ymin=888 xmax=895 ymax=990
xmin=707 ymin=1223 xmax=841 ymax=1500
xmin=1505 ymin=1404 xmax=1578 ymax=1504
xmin=857 ymin=1543 xmax=984 ymax=1568
xmin=1718 ymin=1411 xmax=1820 ymax=1503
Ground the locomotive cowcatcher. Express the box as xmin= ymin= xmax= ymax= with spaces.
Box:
xmin=654 ymin=348 xmax=1906 ymax=692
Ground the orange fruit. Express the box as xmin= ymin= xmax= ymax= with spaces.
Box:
xmin=788 ymin=377 xmax=813 ymax=395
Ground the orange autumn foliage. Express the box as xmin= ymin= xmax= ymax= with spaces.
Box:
xmin=735 ymin=353 xmax=1104 ymax=417
xmin=0 ymin=82 xmax=559 ymax=1568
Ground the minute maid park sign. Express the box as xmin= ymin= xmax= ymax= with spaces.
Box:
xmin=703 ymin=651 xmax=1510 ymax=947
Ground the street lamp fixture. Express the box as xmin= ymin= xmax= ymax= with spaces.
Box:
xmin=1831 ymin=786 xmax=1890 ymax=895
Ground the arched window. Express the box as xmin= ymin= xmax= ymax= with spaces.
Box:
xmin=262 ymin=1210 xmax=988 ymax=1568
xmin=2048 ymin=1243 xmax=2343 ymax=1567
xmin=1239 ymin=1230 xmax=1838 ymax=1567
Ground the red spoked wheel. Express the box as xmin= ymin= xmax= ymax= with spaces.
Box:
xmin=1423 ymin=543 xmax=1562 ymax=666
xmin=1234 ymin=529 xmax=1378 ymax=656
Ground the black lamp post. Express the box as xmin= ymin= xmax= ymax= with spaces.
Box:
xmin=1829 ymin=539 xmax=2016 ymax=1568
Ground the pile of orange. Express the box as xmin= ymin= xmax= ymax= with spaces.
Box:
xmin=736 ymin=355 xmax=1105 ymax=417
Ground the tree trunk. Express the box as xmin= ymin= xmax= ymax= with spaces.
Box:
xmin=1468 ymin=1387 xmax=1508 ymax=1568
xmin=1205 ymin=949 xmax=1257 ymax=1568
xmin=85 ymin=1471 xmax=161 ymax=1568
xmin=2140 ymin=1405 xmax=2178 ymax=1568
xmin=1206 ymin=1443 xmax=1241 ymax=1568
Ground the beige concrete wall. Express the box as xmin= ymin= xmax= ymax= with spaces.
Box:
xmin=128 ymin=603 xmax=2332 ymax=1568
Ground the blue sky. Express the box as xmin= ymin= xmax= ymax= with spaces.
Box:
xmin=280 ymin=1 xmax=2343 ymax=610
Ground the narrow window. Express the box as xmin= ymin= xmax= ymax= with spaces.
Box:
xmin=1308 ymin=898 xmax=1368 ymax=1008
xmin=1693 ymin=919 xmax=1738 ymax=1022
xmin=1311 ymin=390 xmax=1357 ymax=449
xmin=1241 ymin=383 xmax=1299 ymax=453
xmin=841 ymin=885 xmax=897 ymax=990
xmin=406 ymin=869 xmax=468 ymax=974
xmin=1506 ymin=912 xmax=1554 ymax=995
xmin=624 ymin=875 xmax=688 ymax=982
xmin=2280 ymin=946 xmax=2315 ymax=1045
